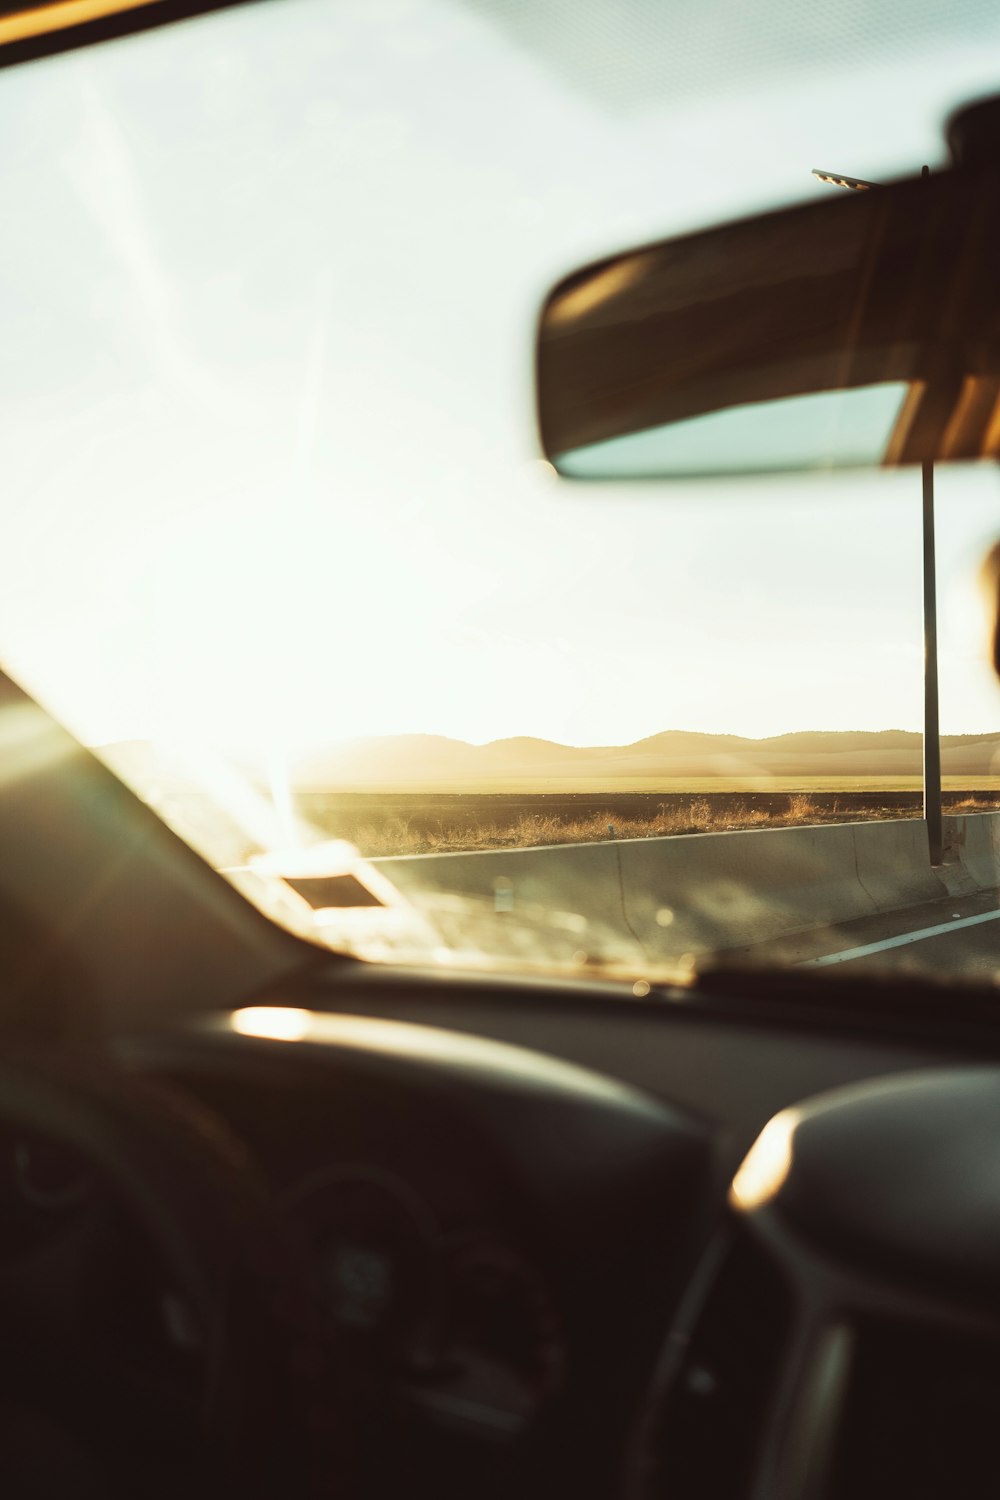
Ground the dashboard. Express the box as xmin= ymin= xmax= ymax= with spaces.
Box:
xmin=1 ymin=961 xmax=998 ymax=1500
xmin=0 ymin=964 xmax=975 ymax=1500
xmin=114 ymin=1006 xmax=712 ymax=1499
xmin=174 ymin=983 xmax=1000 ymax=1499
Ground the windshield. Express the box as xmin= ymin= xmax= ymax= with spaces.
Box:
xmin=5 ymin=0 xmax=1000 ymax=988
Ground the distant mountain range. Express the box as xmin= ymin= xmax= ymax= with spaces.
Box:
xmin=96 ymin=729 xmax=1000 ymax=793
xmin=287 ymin=729 xmax=1000 ymax=789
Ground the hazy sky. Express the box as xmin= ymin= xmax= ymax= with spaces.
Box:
xmin=4 ymin=0 xmax=1000 ymax=759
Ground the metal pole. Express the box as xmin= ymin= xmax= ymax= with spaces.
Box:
xmin=923 ymin=457 xmax=943 ymax=864
xmin=812 ymin=165 xmax=943 ymax=861
xmin=917 ymin=166 xmax=943 ymax=866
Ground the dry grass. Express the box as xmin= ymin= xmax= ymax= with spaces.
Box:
xmin=348 ymin=793 xmax=1000 ymax=858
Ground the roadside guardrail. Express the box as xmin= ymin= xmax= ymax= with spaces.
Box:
xmin=372 ymin=814 xmax=1000 ymax=965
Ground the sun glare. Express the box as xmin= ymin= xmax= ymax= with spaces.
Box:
xmin=730 ymin=1111 xmax=799 ymax=1211
xmin=230 ymin=1007 xmax=313 ymax=1042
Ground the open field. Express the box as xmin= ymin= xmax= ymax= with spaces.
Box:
xmin=302 ymin=776 xmax=1000 ymax=796
xmin=299 ymin=788 xmax=1000 ymax=858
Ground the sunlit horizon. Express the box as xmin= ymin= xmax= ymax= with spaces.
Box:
xmin=94 ymin=721 xmax=1000 ymax=757
xmin=5 ymin=0 xmax=1000 ymax=771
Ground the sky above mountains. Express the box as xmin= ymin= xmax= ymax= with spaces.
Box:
xmin=5 ymin=0 xmax=1000 ymax=758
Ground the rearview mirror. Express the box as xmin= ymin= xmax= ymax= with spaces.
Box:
xmin=535 ymin=99 xmax=1000 ymax=480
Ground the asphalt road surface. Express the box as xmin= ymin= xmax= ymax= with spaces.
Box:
xmin=728 ymin=887 xmax=1000 ymax=983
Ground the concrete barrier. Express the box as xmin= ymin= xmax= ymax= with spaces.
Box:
xmin=852 ymin=817 xmax=945 ymax=910
xmin=374 ymin=817 xmax=953 ymax=965
xmin=619 ymin=819 xmax=947 ymax=960
xmin=943 ymin=812 xmax=1000 ymax=891
xmin=375 ymin=840 xmax=647 ymax=967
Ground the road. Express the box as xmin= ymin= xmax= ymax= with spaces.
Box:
xmin=726 ymin=887 xmax=1000 ymax=982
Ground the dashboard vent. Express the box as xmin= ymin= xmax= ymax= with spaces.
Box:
xmin=650 ymin=1227 xmax=791 ymax=1500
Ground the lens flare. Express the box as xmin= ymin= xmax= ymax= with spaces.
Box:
xmin=230 ymin=1006 xmax=313 ymax=1042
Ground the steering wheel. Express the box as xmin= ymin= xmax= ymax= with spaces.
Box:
xmin=0 ymin=1052 xmax=319 ymax=1499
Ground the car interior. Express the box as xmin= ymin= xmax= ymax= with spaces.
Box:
xmin=3 ymin=2 xmax=1000 ymax=1498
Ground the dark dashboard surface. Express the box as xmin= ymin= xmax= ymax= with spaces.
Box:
xmin=101 ymin=966 xmax=994 ymax=1499
xmin=0 ymin=956 xmax=996 ymax=1500
xmin=117 ymin=1007 xmax=713 ymax=1498
xmin=253 ymin=961 xmax=984 ymax=1166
